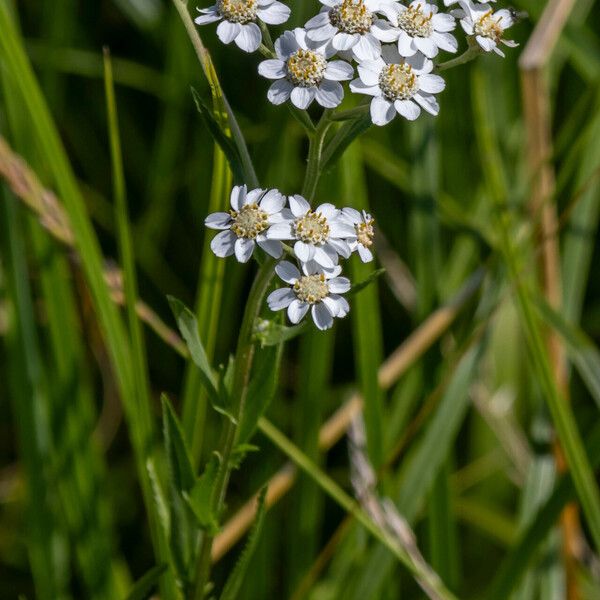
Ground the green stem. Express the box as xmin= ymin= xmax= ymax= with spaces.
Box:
xmin=436 ymin=44 xmax=482 ymax=72
xmin=302 ymin=111 xmax=333 ymax=201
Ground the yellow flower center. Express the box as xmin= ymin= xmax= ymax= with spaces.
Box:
xmin=329 ymin=0 xmax=374 ymax=35
xmin=379 ymin=63 xmax=419 ymax=101
xmin=398 ymin=4 xmax=433 ymax=37
xmin=356 ymin=216 xmax=375 ymax=248
xmin=294 ymin=210 xmax=330 ymax=244
xmin=294 ymin=274 xmax=330 ymax=304
xmin=286 ymin=49 xmax=327 ymax=87
xmin=474 ymin=10 xmax=503 ymax=42
xmin=217 ymin=0 xmax=257 ymax=23
xmin=230 ymin=203 xmax=268 ymax=239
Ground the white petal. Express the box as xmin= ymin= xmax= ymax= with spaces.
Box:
xmin=327 ymin=238 xmax=352 ymax=258
xmin=294 ymin=240 xmax=316 ymax=262
xmin=275 ymin=30 xmax=301 ymax=58
xmin=276 ymin=260 xmax=301 ymax=283
xmin=312 ymin=303 xmax=334 ymax=330
xmin=288 ymin=299 xmax=310 ymax=324
xmin=307 ymin=23 xmax=338 ymax=42
xmin=397 ymin=30 xmax=417 ymax=56
xmin=245 ymin=188 xmax=265 ymax=205
xmin=266 ymin=221 xmax=294 ymax=240
xmin=289 ymin=194 xmax=310 ymax=217
xmin=217 ymin=20 xmax=241 ymax=44
xmin=267 ymin=79 xmax=294 ymax=105
xmin=260 ymin=189 xmax=286 ymax=214
xmin=230 ymin=184 xmax=247 ymax=211
xmin=234 ymin=237 xmax=255 ymax=262
xmin=194 ymin=12 xmax=221 ymax=25
xmin=329 ymin=221 xmax=356 ymax=238
xmin=257 ymin=1 xmax=290 ymax=24
xmin=329 ymin=294 xmax=350 ymax=317
xmin=257 ymin=238 xmax=283 ymax=258
xmin=267 ymin=287 xmax=296 ymax=310
xmin=432 ymin=31 xmax=458 ymax=53
xmin=291 ymin=86 xmax=316 ymax=109
xmin=352 ymin=34 xmax=381 ymax=61
xmin=370 ymin=96 xmax=396 ymax=126
xmin=305 ymin=11 xmax=331 ymax=29
xmin=432 ymin=12 xmax=456 ymax=32
xmin=395 ymin=99 xmax=421 ymax=121
xmin=316 ymin=80 xmax=344 ymax=108
xmin=350 ymin=79 xmax=381 ymax=96
xmin=358 ymin=244 xmax=374 ymax=262
xmin=414 ymin=35 xmax=438 ymax=58
xmin=316 ymin=203 xmax=338 ymax=219
xmin=210 ymin=230 xmax=236 ymax=257
xmin=413 ymin=92 xmax=440 ymax=116
xmin=258 ymin=59 xmax=287 ymax=79
xmin=418 ymin=73 xmax=445 ymax=93
xmin=476 ymin=35 xmax=496 ymax=52
xmin=235 ymin=23 xmax=262 ymax=52
xmin=357 ymin=61 xmax=382 ymax=86
xmin=460 ymin=19 xmax=474 ymax=35
xmin=205 ymin=212 xmax=232 ymax=230
xmin=332 ymin=32 xmax=360 ymax=51
xmin=328 ymin=276 xmax=351 ymax=293
xmin=371 ymin=19 xmax=399 ymax=42
xmin=313 ymin=246 xmax=336 ymax=268
xmin=495 ymin=9 xmax=514 ymax=27
xmin=324 ymin=60 xmax=354 ymax=81
xmin=341 ymin=206 xmax=362 ymax=223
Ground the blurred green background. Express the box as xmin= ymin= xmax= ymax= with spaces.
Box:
xmin=2 ymin=0 xmax=600 ymax=598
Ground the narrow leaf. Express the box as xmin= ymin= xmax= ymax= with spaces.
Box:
xmin=219 ymin=488 xmax=268 ymax=600
xmin=162 ymin=394 xmax=196 ymax=493
xmin=124 ymin=564 xmax=167 ymax=600
xmin=184 ymin=454 xmax=220 ymax=533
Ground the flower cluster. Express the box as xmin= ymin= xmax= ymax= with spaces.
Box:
xmin=196 ymin=0 xmax=517 ymax=123
xmin=205 ymin=185 xmax=376 ymax=330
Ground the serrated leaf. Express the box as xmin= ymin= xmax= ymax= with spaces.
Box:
xmin=162 ymin=394 xmax=196 ymax=493
xmin=191 ymin=87 xmax=245 ymax=184
xmin=124 ymin=564 xmax=167 ymax=600
xmin=238 ymin=342 xmax=283 ymax=444
xmin=146 ymin=457 xmax=171 ymax=538
xmin=184 ymin=453 xmax=220 ymax=534
xmin=219 ymin=488 xmax=268 ymax=600
xmin=168 ymin=296 xmax=219 ymax=399
xmin=253 ymin=318 xmax=308 ymax=347
xmin=229 ymin=443 xmax=260 ymax=470
xmin=214 ymin=356 xmax=238 ymax=424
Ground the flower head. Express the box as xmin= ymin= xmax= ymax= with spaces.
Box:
xmin=459 ymin=1 xmax=517 ymax=56
xmin=266 ymin=195 xmax=356 ymax=268
xmin=350 ymin=48 xmax=445 ymax=124
xmin=341 ymin=208 xmax=375 ymax=262
xmin=267 ymin=260 xmax=351 ymax=330
xmin=205 ymin=185 xmax=286 ymax=262
xmin=395 ymin=1 xmax=457 ymax=59
xmin=304 ymin=0 xmax=399 ymax=62
xmin=195 ymin=0 xmax=291 ymax=53
xmin=258 ymin=28 xmax=354 ymax=109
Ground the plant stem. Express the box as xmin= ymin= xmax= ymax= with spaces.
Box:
xmin=302 ymin=111 xmax=333 ymax=201
xmin=436 ymin=44 xmax=481 ymax=72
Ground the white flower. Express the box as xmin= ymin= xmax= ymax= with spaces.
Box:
xmin=304 ymin=0 xmax=399 ymax=62
xmin=266 ymin=195 xmax=356 ymax=268
xmin=267 ymin=260 xmax=351 ymax=330
xmin=258 ymin=28 xmax=354 ymax=109
xmin=205 ymin=185 xmax=286 ymax=262
xmin=459 ymin=2 xmax=517 ymax=57
xmin=341 ymin=208 xmax=375 ymax=262
xmin=350 ymin=48 xmax=445 ymax=124
xmin=195 ymin=0 xmax=291 ymax=53
xmin=395 ymin=1 xmax=457 ymax=59
xmin=443 ymin=0 xmax=495 ymax=5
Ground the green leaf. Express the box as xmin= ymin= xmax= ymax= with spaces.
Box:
xmin=184 ymin=454 xmax=220 ymax=534
xmin=347 ymin=268 xmax=386 ymax=297
xmin=162 ymin=394 xmax=196 ymax=494
xmin=124 ymin=564 xmax=167 ymax=600
xmin=533 ymin=295 xmax=600 ymax=409
xmin=229 ymin=443 xmax=260 ymax=470
xmin=253 ymin=318 xmax=308 ymax=348
xmin=219 ymin=488 xmax=268 ymax=600
xmin=190 ymin=87 xmax=245 ymax=184
xmin=168 ymin=296 xmax=219 ymax=399
xmin=238 ymin=342 xmax=284 ymax=444
xmin=214 ymin=356 xmax=238 ymax=424
xmin=322 ymin=113 xmax=372 ymax=170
